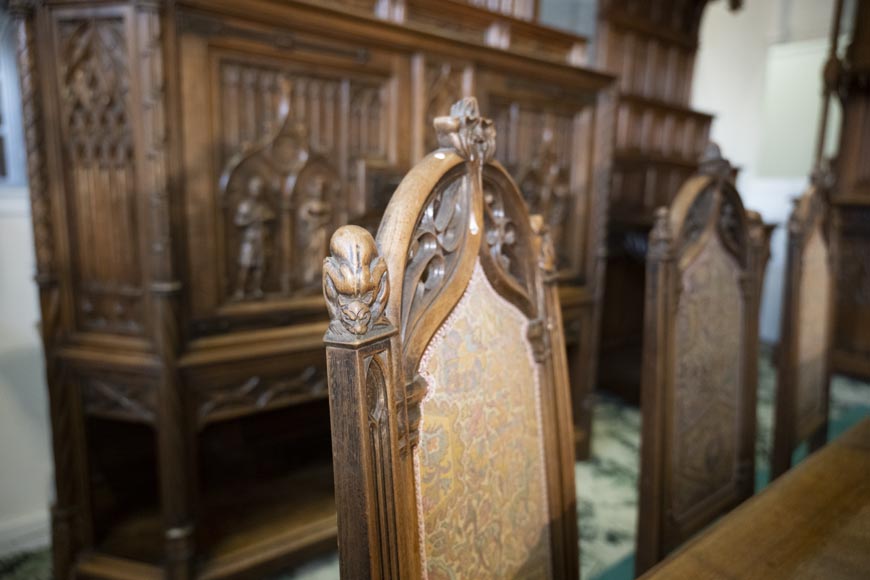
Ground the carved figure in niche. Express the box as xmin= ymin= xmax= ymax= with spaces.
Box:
xmin=234 ymin=175 xmax=277 ymax=300
xmin=298 ymin=173 xmax=336 ymax=289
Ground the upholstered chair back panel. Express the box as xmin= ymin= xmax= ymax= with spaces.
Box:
xmin=416 ymin=260 xmax=552 ymax=580
xmin=671 ymin=232 xmax=743 ymax=519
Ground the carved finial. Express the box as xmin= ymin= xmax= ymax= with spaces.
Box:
xmin=811 ymin=157 xmax=836 ymax=191
xmin=699 ymin=142 xmax=732 ymax=181
xmin=433 ymin=97 xmax=496 ymax=164
xmin=323 ymin=226 xmax=390 ymax=339
xmin=746 ymin=210 xmax=765 ymax=244
xmin=529 ymin=214 xmax=556 ymax=275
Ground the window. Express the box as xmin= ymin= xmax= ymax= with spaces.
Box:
xmin=0 ymin=12 xmax=27 ymax=188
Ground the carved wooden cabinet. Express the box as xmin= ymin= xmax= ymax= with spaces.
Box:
xmin=594 ymin=0 xmax=738 ymax=413
xmin=831 ymin=0 xmax=870 ymax=380
xmin=12 ymin=1 xmax=612 ymax=578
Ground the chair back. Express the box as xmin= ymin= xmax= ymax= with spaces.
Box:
xmin=771 ymin=165 xmax=835 ymax=478
xmin=635 ymin=145 xmax=760 ymax=575
xmin=322 ymin=97 xmax=579 ymax=580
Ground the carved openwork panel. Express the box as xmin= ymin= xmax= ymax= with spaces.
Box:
xmin=415 ymin=261 xmax=552 ymax=580
xmin=482 ymin=167 xmax=537 ymax=313
xmin=401 ymin=170 xmax=474 ymax=348
xmin=54 ymin=14 xmax=144 ymax=334
xmin=670 ymin=232 xmax=743 ymax=519
xmin=796 ymin=225 xmax=831 ymax=427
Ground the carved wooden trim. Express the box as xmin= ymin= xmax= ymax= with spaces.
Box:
xmin=196 ymin=366 xmax=327 ymax=427
xmin=14 ymin=8 xmax=54 ymax=283
xmin=82 ymin=377 xmax=156 ymax=424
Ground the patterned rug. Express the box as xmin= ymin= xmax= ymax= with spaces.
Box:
xmin=2 ymin=355 xmax=868 ymax=580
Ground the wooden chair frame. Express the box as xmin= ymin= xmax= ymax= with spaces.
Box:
xmin=322 ymin=98 xmax=578 ymax=580
xmin=771 ymin=168 xmax=835 ymax=479
xmin=635 ymin=148 xmax=762 ymax=575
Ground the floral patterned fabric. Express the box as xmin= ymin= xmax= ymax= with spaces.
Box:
xmin=415 ymin=261 xmax=552 ymax=580
xmin=671 ymin=233 xmax=743 ymax=517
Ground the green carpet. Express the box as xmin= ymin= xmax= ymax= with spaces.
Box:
xmin=1 ymin=354 xmax=867 ymax=580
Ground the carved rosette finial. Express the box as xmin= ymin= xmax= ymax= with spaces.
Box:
xmin=323 ymin=226 xmax=390 ymax=340
xmin=433 ymin=97 xmax=496 ymax=165
xmin=699 ymin=142 xmax=732 ymax=182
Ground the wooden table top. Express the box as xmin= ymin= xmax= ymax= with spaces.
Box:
xmin=639 ymin=418 xmax=870 ymax=580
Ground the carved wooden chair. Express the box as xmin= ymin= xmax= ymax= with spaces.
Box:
xmin=635 ymin=145 xmax=761 ymax=576
xmin=771 ymin=165 xmax=835 ymax=479
xmin=321 ymin=98 xmax=579 ymax=579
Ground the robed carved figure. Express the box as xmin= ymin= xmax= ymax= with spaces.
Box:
xmin=322 ymin=98 xmax=580 ymax=580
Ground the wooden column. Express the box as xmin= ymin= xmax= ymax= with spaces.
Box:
xmin=12 ymin=4 xmax=81 ymax=578
xmin=136 ymin=3 xmax=195 ymax=577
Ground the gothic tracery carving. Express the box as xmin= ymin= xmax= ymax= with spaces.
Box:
xmin=58 ymin=16 xmax=145 ymax=333
xmin=403 ymin=177 xmax=469 ymax=339
xmin=484 ymin=187 xmax=517 ymax=272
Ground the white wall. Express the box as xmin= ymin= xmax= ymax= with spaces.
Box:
xmin=0 ymin=193 xmax=53 ymax=556
xmin=692 ymin=0 xmax=838 ymax=344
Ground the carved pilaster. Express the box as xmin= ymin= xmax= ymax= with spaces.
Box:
xmin=13 ymin=5 xmax=79 ymax=578
xmin=14 ymin=4 xmax=53 ymax=282
xmin=323 ymin=225 xmax=404 ymax=579
xmin=134 ymin=5 xmax=193 ymax=577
